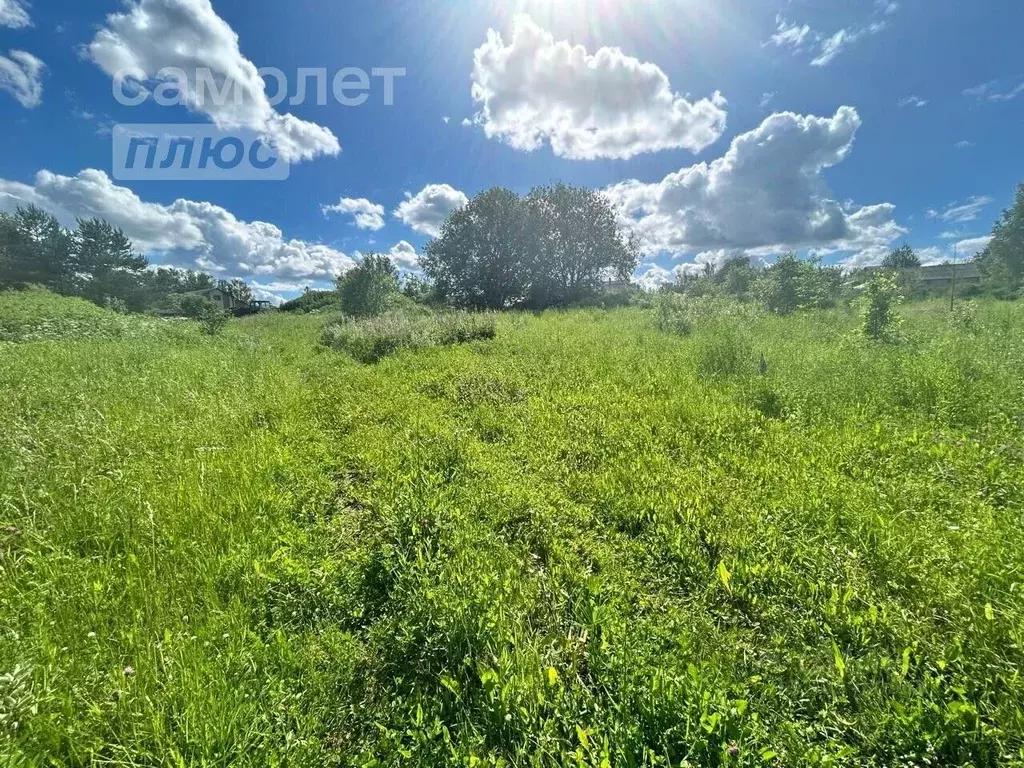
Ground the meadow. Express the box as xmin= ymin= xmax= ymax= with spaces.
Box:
xmin=1 ymin=289 xmax=1023 ymax=766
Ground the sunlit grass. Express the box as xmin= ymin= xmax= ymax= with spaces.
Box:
xmin=1 ymin=290 xmax=1023 ymax=765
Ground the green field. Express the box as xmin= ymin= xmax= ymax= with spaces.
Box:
xmin=2 ymin=290 xmax=1023 ymax=766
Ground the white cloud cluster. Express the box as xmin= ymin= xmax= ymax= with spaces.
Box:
xmin=964 ymin=79 xmax=1024 ymax=103
xmin=393 ymin=183 xmax=469 ymax=237
xmin=606 ymin=107 xmax=904 ymax=266
xmin=87 ymin=0 xmax=339 ymax=163
xmin=812 ymin=22 xmax=887 ymax=67
xmin=0 ymin=0 xmax=30 ymax=28
xmin=386 ymin=240 xmax=419 ymax=270
xmin=0 ymin=169 xmax=354 ymax=281
xmin=918 ymin=235 xmax=993 ymax=266
xmin=926 ymin=196 xmax=993 ymax=223
xmin=470 ymin=14 xmax=728 ymax=160
xmin=897 ymin=95 xmax=927 ymax=108
xmin=767 ymin=4 xmax=893 ymax=67
xmin=322 ymin=197 xmax=385 ymax=230
xmin=0 ymin=50 xmax=44 ymax=108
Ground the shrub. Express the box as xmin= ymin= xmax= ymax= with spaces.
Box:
xmin=656 ymin=293 xmax=761 ymax=336
xmin=859 ymin=271 xmax=904 ymax=341
xmin=323 ymin=311 xmax=496 ymax=363
xmin=949 ymin=301 xmax=981 ymax=334
xmin=336 ymin=254 xmax=399 ymax=318
xmin=279 ymin=290 xmax=340 ymax=314
xmin=694 ymin=320 xmax=756 ymax=379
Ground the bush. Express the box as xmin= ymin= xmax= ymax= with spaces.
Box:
xmin=323 ymin=311 xmax=496 ymax=363
xmin=279 ymin=290 xmax=340 ymax=314
xmin=949 ymin=301 xmax=982 ymax=334
xmin=656 ymin=293 xmax=761 ymax=336
xmin=694 ymin=320 xmax=756 ymax=379
xmin=337 ymin=255 xmax=399 ymax=318
xmin=859 ymin=271 xmax=904 ymax=341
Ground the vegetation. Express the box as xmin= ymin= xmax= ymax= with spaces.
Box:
xmin=422 ymin=184 xmax=639 ymax=310
xmin=882 ymin=244 xmax=922 ymax=270
xmin=323 ymin=309 xmax=496 ymax=363
xmin=0 ymin=205 xmax=255 ymax=315
xmin=335 ymin=254 xmax=401 ymax=318
xmin=279 ymin=290 xmax=341 ymax=314
xmin=977 ymin=183 xmax=1024 ymax=298
xmin=2 ymin=287 xmax=1024 ymax=766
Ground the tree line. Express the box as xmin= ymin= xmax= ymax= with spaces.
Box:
xmin=0 ymin=205 xmax=249 ymax=313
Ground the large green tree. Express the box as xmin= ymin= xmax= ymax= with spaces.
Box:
xmin=0 ymin=206 xmax=72 ymax=289
xmin=421 ymin=188 xmax=534 ymax=310
xmin=526 ymin=183 xmax=639 ymax=307
xmin=976 ymin=183 xmax=1024 ymax=298
xmin=70 ymin=218 xmax=150 ymax=309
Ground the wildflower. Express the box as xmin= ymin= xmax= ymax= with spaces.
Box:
xmin=123 ymin=666 xmax=135 ymax=677
xmin=727 ymin=743 xmax=740 ymax=757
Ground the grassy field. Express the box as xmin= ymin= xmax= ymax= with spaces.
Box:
xmin=1 ymin=290 xmax=1023 ymax=766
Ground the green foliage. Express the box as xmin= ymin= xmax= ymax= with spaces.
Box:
xmin=224 ymin=278 xmax=255 ymax=304
xmin=322 ymin=310 xmax=496 ymax=363
xmin=422 ymin=184 xmax=638 ymax=310
xmin=656 ymin=293 xmax=761 ymax=336
xmin=3 ymin=297 xmax=1024 ymax=765
xmin=526 ymin=183 xmax=640 ymax=307
xmin=860 ymin=271 xmax=905 ymax=341
xmin=279 ymin=289 xmax=341 ymax=314
xmin=977 ymin=183 xmax=1024 ymax=298
xmin=0 ymin=206 xmax=71 ymax=290
xmin=197 ymin=302 xmax=230 ymax=336
xmin=336 ymin=253 xmax=399 ymax=318
xmin=754 ymin=253 xmax=844 ymax=315
xmin=422 ymin=187 xmax=534 ymax=309
xmin=883 ymin=244 xmax=922 ymax=270
xmin=0 ymin=287 xmax=182 ymax=342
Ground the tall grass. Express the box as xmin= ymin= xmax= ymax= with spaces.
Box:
xmin=1 ymin=289 xmax=1023 ymax=765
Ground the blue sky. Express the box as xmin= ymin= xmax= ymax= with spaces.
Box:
xmin=0 ymin=0 xmax=1021 ymax=301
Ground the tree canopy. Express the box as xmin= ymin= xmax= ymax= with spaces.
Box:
xmin=977 ymin=183 xmax=1024 ymax=298
xmin=421 ymin=184 xmax=639 ymax=310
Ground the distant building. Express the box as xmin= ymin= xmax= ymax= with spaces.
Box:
xmin=181 ymin=284 xmax=270 ymax=313
xmin=915 ymin=262 xmax=982 ymax=291
xmin=603 ymin=278 xmax=633 ymax=294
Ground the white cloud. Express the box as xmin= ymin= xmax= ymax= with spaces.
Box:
xmin=393 ymin=183 xmax=469 ymax=237
xmin=321 ymin=197 xmax=386 ymax=231
xmin=925 ymin=196 xmax=993 ymax=223
xmin=0 ymin=0 xmax=30 ymax=28
xmin=767 ymin=17 xmax=812 ymax=51
xmin=767 ymin=6 xmax=893 ymax=68
xmin=606 ymin=107 xmax=904 ymax=266
xmin=952 ymin=235 xmax=992 ymax=258
xmin=0 ymin=168 xmax=354 ymax=281
xmin=811 ymin=22 xmax=886 ymax=67
xmin=918 ymin=236 xmax=992 ymax=266
xmin=954 ymin=140 xmax=974 ymax=149
xmin=634 ymin=264 xmax=677 ymax=291
xmin=0 ymin=50 xmax=44 ymax=108
xmin=386 ymin=240 xmax=419 ymax=270
xmin=965 ymin=78 xmax=1024 ymax=103
xmin=759 ymin=92 xmax=776 ymax=111
xmin=897 ymin=95 xmax=927 ymax=108
xmin=87 ymin=0 xmax=339 ymax=163
xmin=470 ymin=14 xmax=727 ymax=160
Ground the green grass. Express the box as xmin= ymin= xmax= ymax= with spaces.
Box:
xmin=1 ymin=289 xmax=1023 ymax=766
